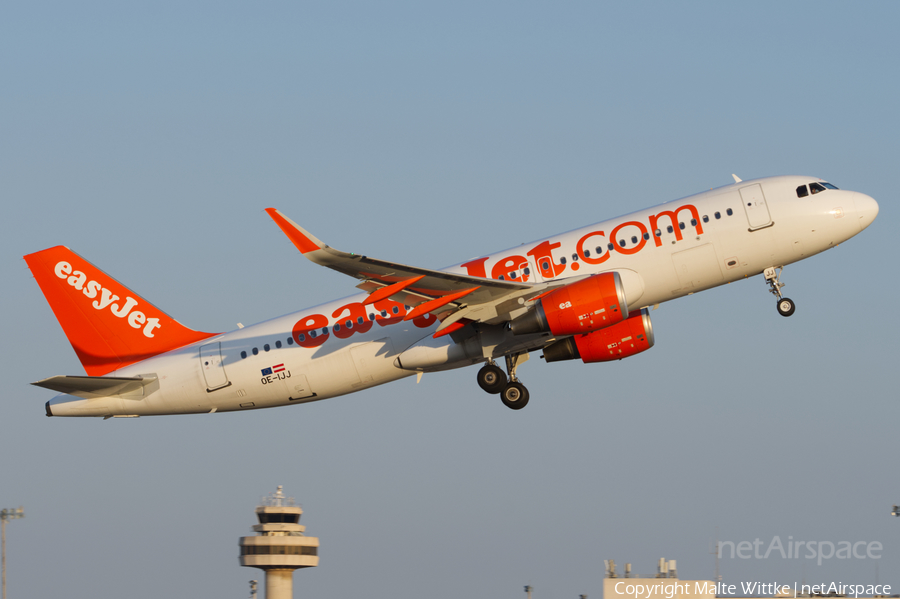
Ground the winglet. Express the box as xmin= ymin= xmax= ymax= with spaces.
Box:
xmin=265 ymin=208 xmax=326 ymax=254
xmin=732 ymin=174 xmax=742 ymax=183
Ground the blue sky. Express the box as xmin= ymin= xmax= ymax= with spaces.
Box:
xmin=1 ymin=2 xmax=897 ymax=597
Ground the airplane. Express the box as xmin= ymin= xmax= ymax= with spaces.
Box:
xmin=25 ymin=175 xmax=878 ymax=417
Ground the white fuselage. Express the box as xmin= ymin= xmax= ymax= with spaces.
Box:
xmin=46 ymin=176 xmax=878 ymax=417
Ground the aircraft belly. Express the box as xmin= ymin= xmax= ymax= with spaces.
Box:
xmin=303 ymin=329 xmax=418 ymax=399
xmin=670 ymin=244 xmax=724 ymax=291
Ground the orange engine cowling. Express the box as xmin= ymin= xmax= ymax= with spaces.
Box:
xmin=510 ymin=271 xmax=628 ymax=336
xmin=542 ymin=308 xmax=655 ymax=363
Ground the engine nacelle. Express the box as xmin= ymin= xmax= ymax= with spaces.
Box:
xmin=543 ymin=308 xmax=654 ymax=363
xmin=511 ymin=271 xmax=628 ymax=336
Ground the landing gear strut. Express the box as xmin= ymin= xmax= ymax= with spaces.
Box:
xmin=501 ymin=353 xmax=530 ymax=410
xmin=476 ymin=356 xmax=531 ymax=409
xmin=764 ymin=266 xmax=795 ymax=317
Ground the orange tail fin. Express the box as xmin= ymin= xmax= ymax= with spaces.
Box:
xmin=24 ymin=246 xmax=216 ymax=376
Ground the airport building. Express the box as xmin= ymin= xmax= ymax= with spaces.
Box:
xmin=601 ymin=558 xmax=892 ymax=599
xmin=239 ymin=487 xmax=319 ymax=599
xmin=603 ymin=558 xmax=717 ymax=599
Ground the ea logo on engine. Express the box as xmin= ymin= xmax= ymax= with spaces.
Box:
xmin=559 ymin=301 xmax=572 ymax=310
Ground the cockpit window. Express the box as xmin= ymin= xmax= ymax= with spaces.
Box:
xmin=810 ymin=182 xmax=827 ymax=194
xmin=796 ymin=185 xmax=809 ymax=198
xmin=821 ymin=182 xmax=839 ymax=190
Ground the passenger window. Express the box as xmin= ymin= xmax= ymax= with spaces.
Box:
xmin=275 ymin=340 xmax=282 ymax=349
xmin=345 ymin=320 xmax=353 ymax=328
xmin=369 ymin=313 xmax=375 ymax=321
xmin=619 ymin=239 xmax=626 ymax=247
xmin=667 ymin=225 xmax=674 ymax=233
xmin=571 ymin=253 xmax=578 ymax=261
xmin=796 ymin=185 xmax=809 ymax=198
xmin=595 ymin=246 xmax=603 ymax=254
xmin=643 ymin=232 xmax=650 ymax=240
xmin=810 ymin=182 xmax=826 ymax=194
xmin=583 ymin=249 xmax=590 ymax=258
xmin=498 ymin=275 xmax=505 ymax=280
xmin=297 ymin=334 xmax=305 ymax=342
xmin=508 ymin=271 xmax=517 ymax=279
xmin=524 ymin=267 xmax=530 ymax=275
xmin=392 ymin=306 xmax=400 ymax=314
xmin=333 ymin=325 xmax=340 ymax=332
xmin=381 ymin=310 xmax=387 ymax=317
xmin=322 ymin=327 xmax=328 ymax=335
xmin=310 ymin=331 xmax=317 ymax=338
xmin=264 ymin=344 xmax=270 ymax=352
xmin=679 ymin=222 xmax=685 ymax=230
xmin=691 ymin=218 xmax=697 ymax=226
xmin=631 ymin=236 xmax=638 ymax=244
xmin=726 ymin=208 xmax=733 ymax=216
xmin=287 ymin=337 xmax=293 ymax=345
xmin=541 ymin=261 xmax=550 ymax=270
xmin=357 ymin=316 xmax=364 ymax=324
xmin=702 ymin=215 xmax=709 ymax=223
xmin=655 ymin=229 xmax=661 ymax=237
xmin=560 ymin=257 xmax=567 ymax=265
xmin=252 ymin=347 xmax=259 ymax=354
xmin=608 ymin=243 xmax=615 ymax=251
xmin=405 ymin=305 xmax=410 ymax=310
xmin=241 ymin=351 xmax=247 ymax=359
xmin=715 ymin=212 xmax=721 ymax=219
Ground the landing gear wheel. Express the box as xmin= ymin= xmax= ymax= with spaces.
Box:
xmin=500 ymin=382 xmax=530 ymax=410
xmin=477 ymin=364 xmax=507 ymax=394
xmin=776 ymin=297 xmax=795 ymax=317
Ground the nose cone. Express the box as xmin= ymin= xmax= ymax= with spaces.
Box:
xmin=854 ymin=193 xmax=879 ymax=231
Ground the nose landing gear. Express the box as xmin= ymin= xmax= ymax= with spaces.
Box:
xmin=476 ymin=354 xmax=530 ymax=410
xmin=764 ymin=266 xmax=795 ymax=317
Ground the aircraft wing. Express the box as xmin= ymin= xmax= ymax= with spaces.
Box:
xmin=266 ymin=208 xmax=566 ymax=334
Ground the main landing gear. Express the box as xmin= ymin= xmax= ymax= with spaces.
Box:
xmin=476 ymin=354 xmax=530 ymax=410
xmin=764 ymin=266 xmax=795 ymax=317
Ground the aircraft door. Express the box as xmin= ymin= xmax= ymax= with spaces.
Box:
xmin=199 ymin=342 xmax=230 ymax=391
xmin=532 ymin=251 xmax=563 ymax=280
xmin=739 ymin=184 xmax=773 ymax=230
xmin=517 ymin=257 xmax=542 ymax=283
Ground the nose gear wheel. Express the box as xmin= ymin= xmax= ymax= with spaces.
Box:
xmin=764 ymin=266 xmax=795 ymax=317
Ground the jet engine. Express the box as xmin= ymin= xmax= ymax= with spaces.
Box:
xmin=542 ymin=308 xmax=654 ymax=363
xmin=510 ymin=271 xmax=628 ymax=336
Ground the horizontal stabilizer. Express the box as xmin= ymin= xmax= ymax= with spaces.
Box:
xmin=32 ymin=375 xmax=158 ymax=400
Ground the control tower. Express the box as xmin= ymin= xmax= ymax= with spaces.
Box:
xmin=239 ymin=487 xmax=319 ymax=599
